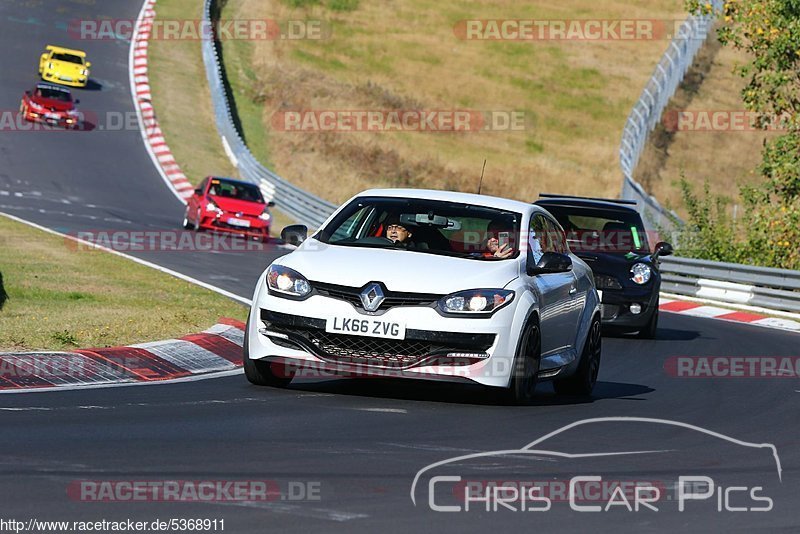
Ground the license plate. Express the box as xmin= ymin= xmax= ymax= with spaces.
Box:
xmin=597 ymin=290 xmax=603 ymax=302
xmin=326 ymin=316 xmax=406 ymax=340
xmin=61 ymin=76 xmax=73 ymax=81
xmin=45 ymin=113 xmax=59 ymax=120
xmin=227 ymin=217 xmax=250 ymax=228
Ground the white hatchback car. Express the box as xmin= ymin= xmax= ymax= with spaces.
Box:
xmin=245 ymin=189 xmax=601 ymax=404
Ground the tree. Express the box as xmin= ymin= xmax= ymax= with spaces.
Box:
xmin=678 ymin=1 xmax=800 ymax=269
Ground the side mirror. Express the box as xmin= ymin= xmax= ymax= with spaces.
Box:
xmin=194 ymin=188 xmax=203 ymax=195
xmin=653 ymin=241 xmax=673 ymax=258
xmin=281 ymin=224 xmax=308 ymax=247
xmin=527 ymin=251 xmax=573 ymax=276
xmin=86 ymin=61 xmax=92 ymax=68
xmin=25 ymin=90 xmax=31 ymax=96
xmin=267 ymin=201 xmax=276 ymax=207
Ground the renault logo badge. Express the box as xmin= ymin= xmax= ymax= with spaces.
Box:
xmin=360 ymin=283 xmax=385 ymax=312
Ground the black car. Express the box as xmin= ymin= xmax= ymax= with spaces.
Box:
xmin=534 ymin=194 xmax=673 ymax=338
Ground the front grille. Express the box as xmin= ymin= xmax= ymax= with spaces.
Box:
xmin=306 ymin=331 xmax=434 ymax=367
xmin=211 ymin=220 xmax=260 ymax=233
xmin=261 ymin=311 xmax=496 ymax=369
xmin=296 ymin=329 xmax=491 ymax=368
xmin=313 ymin=281 xmax=441 ymax=312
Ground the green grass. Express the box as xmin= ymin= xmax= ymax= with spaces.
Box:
xmin=0 ymin=215 xmax=246 ymax=351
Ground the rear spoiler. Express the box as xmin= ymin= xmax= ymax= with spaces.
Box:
xmin=537 ymin=193 xmax=638 ymax=206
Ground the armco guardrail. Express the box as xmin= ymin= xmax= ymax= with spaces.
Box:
xmin=619 ymin=1 xmax=723 ymax=230
xmin=660 ymin=256 xmax=800 ymax=314
xmin=201 ymin=0 xmax=336 ymax=229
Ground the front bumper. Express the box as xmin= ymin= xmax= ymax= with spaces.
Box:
xmin=199 ymin=212 xmax=270 ymax=238
xmin=42 ymin=70 xmax=88 ymax=87
xmin=598 ymin=282 xmax=659 ymax=329
xmin=248 ymin=291 xmax=524 ymax=388
xmin=24 ymin=111 xmax=79 ymax=129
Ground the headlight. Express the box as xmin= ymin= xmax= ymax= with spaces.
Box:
xmin=47 ymin=62 xmax=53 ymax=69
xmin=80 ymin=68 xmax=88 ymax=76
xmin=266 ymin=265 xmax=311 ymax=298
xmin=205 ymin=200 xmax=222 ymax=214
xmin=630 ymin=263 xmax=652 ymax=285
xmin=259 ymin=209 xmax=272 ymax=221
xmin=438 ymin=289 xmax=514 ymax=316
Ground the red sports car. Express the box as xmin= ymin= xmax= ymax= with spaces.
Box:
xmin=183 ymin=176 xmax=275 ymax=239
xmin=20 ymin=83 xmax=81 ymax=129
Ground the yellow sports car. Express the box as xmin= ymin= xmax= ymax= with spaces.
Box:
xmin=39 ymin=45 xmax=91 ymax=88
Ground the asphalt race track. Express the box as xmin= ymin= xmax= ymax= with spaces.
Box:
xmin=1 ymin=1 xmax=799 ymax=532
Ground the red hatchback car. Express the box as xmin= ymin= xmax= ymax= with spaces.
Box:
xmin=183 ymin=177 xmax=274 ymax=239
xmin=20 ymin=83 xmax=81 ymax=129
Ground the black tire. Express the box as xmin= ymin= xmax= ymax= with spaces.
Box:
xmin=636 ymin=306 xmax=659 ymax=339
xmin=243 ymin=312 xmax=294 ymax=388
xmin=182 ymin=208 xmax=193 ymax=230
xmin=554 ymin=316 xmax=601 ymax=397
xmin=501 ymin=321 xmax=541 ymax=405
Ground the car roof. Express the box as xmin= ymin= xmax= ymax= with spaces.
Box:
xmin=354 ymin=188 xmax=536 ymax=214
xmin=535 ymin=195 xmax=640 ymax=214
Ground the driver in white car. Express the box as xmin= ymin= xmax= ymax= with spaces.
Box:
xmin=385 ymin=218 xmax=413 ymax=245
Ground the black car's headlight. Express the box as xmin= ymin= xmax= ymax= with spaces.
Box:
xmin=630 ymin=263 xmax=652 ymax=285
xmin=266 ymin=265 xmax=312 ymax=298
xmin=438 ymin=289 xmax=514 ymax=316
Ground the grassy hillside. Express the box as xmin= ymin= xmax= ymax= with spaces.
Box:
xmin=634 ymin=29 xmax=773 ymax=217
xmin=220 ymin=0 xmax=687 ymax=204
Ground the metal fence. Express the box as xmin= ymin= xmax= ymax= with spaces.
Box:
xmin=660 ymin=256 xmax=800 ymax=314
xmin=619 ymin=1 xmax=724 ymax=231
xmin=201 ymin=0 xmax=337 ymax=229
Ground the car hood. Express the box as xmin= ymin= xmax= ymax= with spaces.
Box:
xmin=209 ymin=195 xmax=264 ymax=216
xmin=574 ymin=251 xmax=652 ymax=276
xmin=31 ymin=97 xmax=74 ymax=112
xmin=50 ymin=60 xmax=85 ymax=75
xmin=277 ymin=239 xmax=520 ymax=294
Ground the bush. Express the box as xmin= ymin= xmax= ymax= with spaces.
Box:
xmin=673 ymin=176 xmax=800 ymax=270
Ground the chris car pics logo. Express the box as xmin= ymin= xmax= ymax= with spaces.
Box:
xmin=411 ymin=417 xmax=781 ymax=513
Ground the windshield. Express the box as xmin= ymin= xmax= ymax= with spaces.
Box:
xmin=541 ymin=205 xmax=650 ymax=253
xmin=318 ymin=197 xmax=522 ymax=260
xmin=208 ymin=179 xmax=264 ymax=203
xmin=51 ymin=53 xmax=84 ymax=64
xmin=36 ymin=87 xmax=72 ymax=102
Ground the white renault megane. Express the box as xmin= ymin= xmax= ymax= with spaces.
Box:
xmin=244 ymin=189 xmax=601 ymax=404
